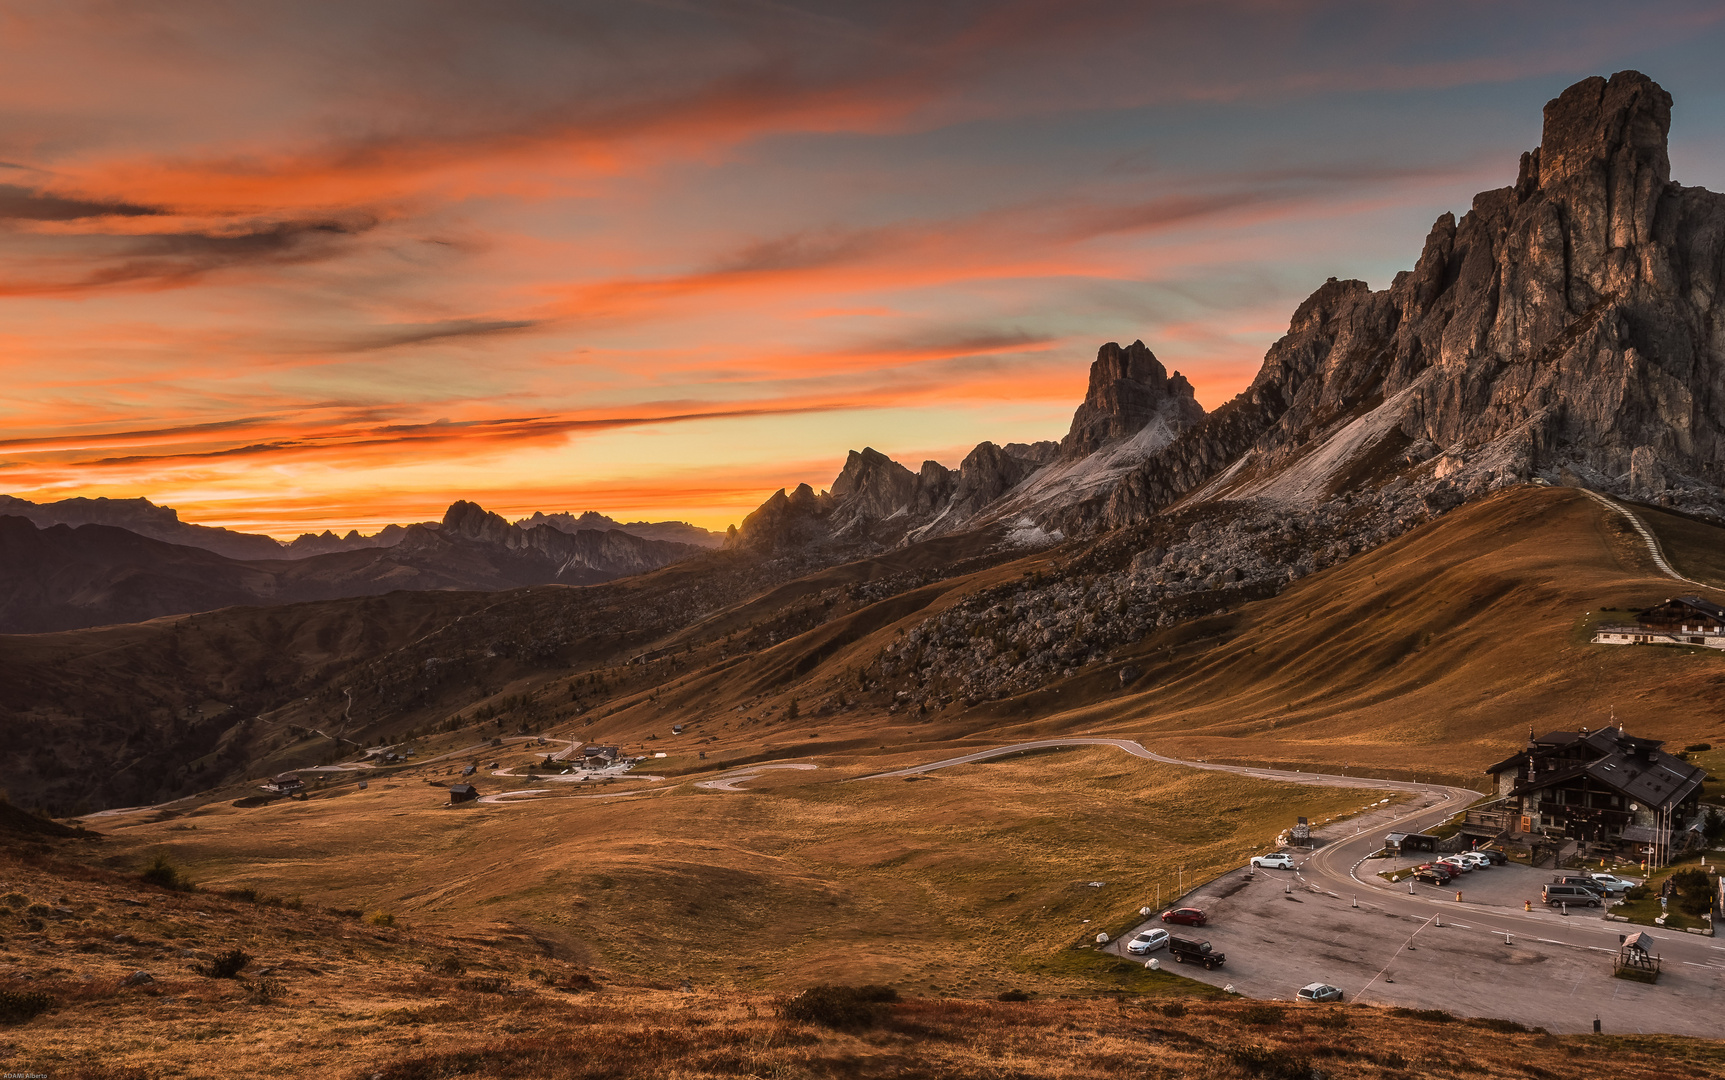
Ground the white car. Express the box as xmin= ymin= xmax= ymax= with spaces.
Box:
xmin=1296 ymin=982 xmax=1344 ymax=1003
xmin=1126 ymin=928 xmax=1170 ymax=955
xmin=1589 ymin=873 xmax=1636 ymax=895
xmin=1435 ymin=855 xmax=1472 ymax=874
xmin=1456 ymin=852 xmax=1490 ymax=869
xmin=1251 ymin=853 xmax=1295 ymax=870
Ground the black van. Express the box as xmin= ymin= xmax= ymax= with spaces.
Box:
xmin=1168 ymin=936 xmax=1226 ymax=970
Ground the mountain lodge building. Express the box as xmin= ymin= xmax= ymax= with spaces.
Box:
xmin=1593 ymin=595 xmax=1725 ymax=650
xmin=1466 ymin=727 xmax=1706 ymax=859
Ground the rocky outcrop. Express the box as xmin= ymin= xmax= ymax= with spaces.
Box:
xmin=1092 ymin=70 xmax=1725 ymax=528
xmin=0 ymin=494 xmax=290 ymax=560
xmin=442 ymin=501 xmax=700 ymax=577
xmin=1060 ymin=340 xmax=1204 ymax=458
xmin=729 ymin=342 xmax=1207 ymax=551
xmin=516 ymin=510 xmax=722 ymax=548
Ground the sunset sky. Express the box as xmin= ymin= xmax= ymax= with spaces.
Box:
xmin=3 ymin=2 xmax=1723 ymax=537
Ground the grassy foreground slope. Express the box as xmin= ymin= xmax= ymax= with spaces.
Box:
xmin=5 ymin=831 xmax=1720 ymax=1080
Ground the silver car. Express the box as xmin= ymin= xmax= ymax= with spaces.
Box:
xmin=1126 ymin=928 xmax=1170 ymax=955
xmin=1296 ymin=982 xmax=1343 ymax=1003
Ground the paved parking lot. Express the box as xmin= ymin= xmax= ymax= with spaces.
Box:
xmin=1108 ymin=849 xmax=1723 ymax=1035
xmin=1373 ymin=857 xmax=1617 ymax=920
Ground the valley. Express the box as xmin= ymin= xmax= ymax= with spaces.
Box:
xmin=5 ymin=64 xmax=1725 ymax=1078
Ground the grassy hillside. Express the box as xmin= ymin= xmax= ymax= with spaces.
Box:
xmin=6 ymin=831 xmax=1719 ymax=1080
xmin=86 ymin=747 xmax=1375 ymax=995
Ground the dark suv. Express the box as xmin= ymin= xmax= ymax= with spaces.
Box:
xmin=1168 ymin=936 xmax=1226 ymax=970
xmin=1412 ymin=865 xmax=1452 ymax=885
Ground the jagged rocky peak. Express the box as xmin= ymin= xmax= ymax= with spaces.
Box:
xmin=442 ymin=499 xmax=515 ymax=544
xmin=1089 ymin=69 xmax=1725 ymax=530
xmin=1061 ymin=340 xmax=1203 ymax=458
xmin=829 ymin=448 xmax=917 ymax=521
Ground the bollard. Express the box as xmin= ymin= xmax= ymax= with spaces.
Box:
xmin=1352 ymin=895 xmax=1358 ymax=909
xmin=1455 ymin=890 xmax=1462 ymax=903
xmin=1285 ymin=883 xmax=1291 ymax=895
xmin=1561 ymin=902 xmax=1568 ymax=917
xmin=1408 ymin=882 xmax=1415 ymax=895
xmin=1434 ymin=913 xmax=1441 ymax=927
xmin=1505 ymin=933 xmax=1512 ymax=946
xmin=1593 ymin=1018 xmax=1601 ymax=1034
xmin=1524 ymin=900 xmax=1531 ymax=912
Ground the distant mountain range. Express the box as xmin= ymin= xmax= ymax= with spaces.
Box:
xmin=7 ymin=69 xmax=1725 ymax=817
xmin=0 ymin=494 xmax=721 ymax=560
xmin=0 ymin=500 xmax=703 ymax=633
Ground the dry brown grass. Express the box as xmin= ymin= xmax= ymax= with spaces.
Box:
xmin=86 ymin=748 xmax=1372 ymax=995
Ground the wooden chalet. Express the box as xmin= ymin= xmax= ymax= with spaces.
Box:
xmin=1465 ymin=727 xmax=1706 ymax=859
xmin=1593 ymin=595 xmax=1725 ymax=650
xmin=448 ymin=783 xmax=480 ymax=804
xmin=265 ymin=773 xmax=305 ymax=795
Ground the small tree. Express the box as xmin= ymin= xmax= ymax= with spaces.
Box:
xmin=141 ymin=853 xmax=191 ymax=892
xmin=786 ymin=698 xmax=800 ymax=721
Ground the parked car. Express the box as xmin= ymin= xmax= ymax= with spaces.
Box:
xmin=1475 ymin=848 xmax=1509 ymax=865
xmin=1435 ymin=855 xmax=1472 ymax=874
xmin=1456 ymin=852 xmax=1490 ymax=869
xmin=1168 ymin=936 xmax=1226 ymax=969
xmin=1543 ymin=883 xmax=1603 ymax=907
xmin=1160 ymin=907 xmax=1208 ymax=926
xmin=1251 ymin=853 xmax=1295 ymax=870
xmin=1552 ymin=876 xmax=1606 ymax=893
xmin=1126 ymin=928 xmax=1170 ymax=955
xmin=1588 ymin=873 xmax=1636 ymax=895
xmin=1413 ymin=864 xmax=1452 ymax=884
xmin=1296 ymin=983 xmax=1344 ymax=1003
xmin=1412 ymin=867 xmax=1450 ymax=885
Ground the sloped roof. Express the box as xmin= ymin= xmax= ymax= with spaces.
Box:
xmin=1493 ymin=727 xmax=1705 ymax=811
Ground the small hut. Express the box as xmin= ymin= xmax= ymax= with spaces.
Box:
xmin=448 ymin=783 xmax=480 ymax=805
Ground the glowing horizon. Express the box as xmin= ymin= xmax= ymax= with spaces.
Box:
xmin=3 ymin=3 xmax=1723 ymax=538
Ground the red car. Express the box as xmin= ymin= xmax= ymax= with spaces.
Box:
xmin=1160 ymin=907 xmax=1207 ymax=926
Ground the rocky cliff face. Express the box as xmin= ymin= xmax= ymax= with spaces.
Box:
xmin=730 ymin=341 xmax=1206 ymax=552
xmin=441 ymin=501 xmax=700 ymax=577
xmin=1092 ymin=70 xmax=1725 ymax=529
xmin=1061 ymin=340 xmax=1204 ymax=458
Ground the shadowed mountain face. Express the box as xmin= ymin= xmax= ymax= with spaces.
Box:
xmin=1089 ymin=70 xmax=1725 ymax=528
xmin=0 ymin=502 xmax=702 ymax=633
xmin=728 ymin=340 xmax=1204 ymax=553
xmin=730 ymin=71 xmax=1725 ymax=557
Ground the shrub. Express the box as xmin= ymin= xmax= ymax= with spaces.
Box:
xmin=1229 ymin=1045 xmax=1314 ymax=1079
xmin=222 ymin=887 xmax=260 ymax=904
xmin=779 ymin=984 xmax=898 ymax=1029
xmin=141 ymin=854 xmax=192 ymax=892
xmin=196 ymin=948 xmax=252 ymax=979
xmin=997 ymin=989 xmax=1032 ymax=1002
xmin=0 ymin=893 xmax=26 ymax=910
xmin=433 ymin=956 xmax=465 ymax=977
xmin=1312 ymin=1009 xmax=1349 ymax=1030
xmin=1469 ymin=1017 xmax=1529 ymax=1033
xmin=247 ymin=978 xmax=285 ymax=1005
xmin=1239 ymin=1004 xmax=1285 ymax=1026
xmin=1159 ymin=1001 xmax=1188 ymax=1018
xmin=368 ymin=911 xmax=396 ymax=927
xmin=1684 ymin=743 xmax=1712 ymax=753
xmin=1390 ymin=1006 xmax=1454 ymax=1023
xmin=0 ymin=989 xmax=56 ymax=1023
